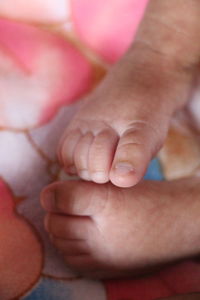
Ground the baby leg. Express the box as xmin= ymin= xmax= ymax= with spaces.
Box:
xmin=58 ymin=0 xmax=200 ymax=187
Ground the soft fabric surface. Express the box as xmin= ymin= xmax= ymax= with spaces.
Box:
xmin=1 ymin=1 xmax=200 ymax=299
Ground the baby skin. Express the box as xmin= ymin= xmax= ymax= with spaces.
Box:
xmin=41 ymin=178 xmax=200 ymax=278
xmin=41 ymin=0 xmax=200 ymax=278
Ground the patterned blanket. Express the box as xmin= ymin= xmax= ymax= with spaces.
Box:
xmin=1 ymin=1 xmax=200 ymax=299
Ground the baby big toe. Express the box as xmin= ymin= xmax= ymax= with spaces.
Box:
xmin=41 ymin=180 xmax=109 ymax=217
xmin=110 ymin=127 xmax=158 ymax=187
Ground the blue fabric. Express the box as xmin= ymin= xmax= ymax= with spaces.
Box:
xmin=23 ymin=278 xmax=72 ymax=300
xmin=144 ymin=158 xmax=164 ymax=181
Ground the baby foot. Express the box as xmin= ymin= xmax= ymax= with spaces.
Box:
xmin=41 ymin=178 xmax=200 ymax=278
xmin=57 ymin=0 xmax=199 ymax=188
xmin=59 ymin=50 xmax=193 ymax=187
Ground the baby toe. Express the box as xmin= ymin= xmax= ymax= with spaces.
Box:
xmin=44 ymin=213 xmax=93 ymax=240
xmin=63 ymin=255 xmax=100 ymax=274
xmin=41 ymin=180 xmax=109 ymax=217
xmin=50 ymin=237 xmax=90 ymax=256
xmin=110 ymin=126 xmax=159 ymax=187
xmin=58 ymin=129 xmax=82 ymax=175
xmin=73 ymin=132 xmax=94 ymax=181
xmin=88 ymin=129 xmax=118 ymax=183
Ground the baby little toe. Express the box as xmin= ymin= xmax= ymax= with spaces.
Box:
xmin=58 ymin=129 xmax=82 ymax=175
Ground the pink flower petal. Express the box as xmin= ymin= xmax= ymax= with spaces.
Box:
xmin=0 ymin=0 xmax=69 ymax=24
xmin=0 ymin=19 xmax=93 ymax=129
xmin=71 ymin=0 xmax=149 ymax=63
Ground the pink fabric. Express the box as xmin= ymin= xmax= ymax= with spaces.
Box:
xmin=0 ymin=19 xmax=93 ymax=129
xmin=71 ymin=0 xmax=149 ymax=62
xmin=0 ymin=0 xmax=68 ymax=23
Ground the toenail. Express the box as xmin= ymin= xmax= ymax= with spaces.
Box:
xmin=91 ymin=172 xmax=107 ymax=183
xmin=114 ymin=162 xmax=134 ymax=174
xmin=79 ymin=170 xmax=90 ymax=181
xmin=42 ymin=191 xmax=55 ymax=211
